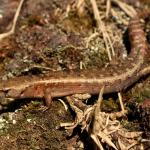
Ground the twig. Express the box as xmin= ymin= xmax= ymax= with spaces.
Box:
xmin=90 ymin=0 xmax=115 ymax=60
xmin=118 ymin=92 xmax=125 ymax=112
xmin=111 ymin=0 xmax=137 ymax=18
xmin=97 ymin=86 xmax=105 ymax=110
xmin=0 ymin=0 xmax=24 ymax=41
xmin=106 ymin=0 xmax=111 ymax=18
xmin=85 ymin=32 xmax=99 ymax=48
xmin=57 ymin=98 xmax=68 ymax=111
xmin=76 ymin=0 xmax=85 ymax=10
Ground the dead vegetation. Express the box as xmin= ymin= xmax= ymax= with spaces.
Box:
xmin=60 ymin=87 xmax=145 ymax=150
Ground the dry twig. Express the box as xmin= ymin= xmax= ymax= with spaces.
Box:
xmin=106 ymin=0 xmax=111 ymax=18
xmin=0 ymin=0 xmax=24 ymax=41
xmin=111 ymin=0 xmax=137 ymax=18
xmin=90 ymin=0 xmax=115 ymax=61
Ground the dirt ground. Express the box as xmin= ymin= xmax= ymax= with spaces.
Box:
xmin=0 ymin=0 xmax=150 ymax=149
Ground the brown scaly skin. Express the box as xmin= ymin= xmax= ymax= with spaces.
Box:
xmin=0 ymin=16 xmax=149 ymax=108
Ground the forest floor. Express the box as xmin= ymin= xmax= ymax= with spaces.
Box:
xmin=0 ymin=0 xmax=150 ymax=149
